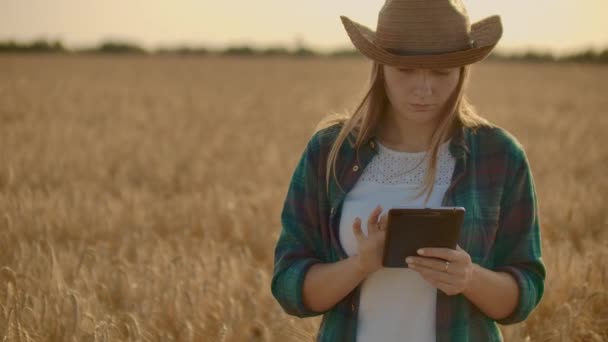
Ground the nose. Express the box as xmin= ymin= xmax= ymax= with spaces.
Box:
xmin=412 ymin=70 xmax=433 ymax=97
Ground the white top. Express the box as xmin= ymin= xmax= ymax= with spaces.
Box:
xmin=338 ymin=139 xmax=456 ymax=342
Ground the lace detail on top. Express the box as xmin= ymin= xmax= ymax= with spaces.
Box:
xmin=359 ymin=139 xmax=456 ymax=186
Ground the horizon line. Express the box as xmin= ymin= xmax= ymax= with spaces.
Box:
xmin=2 ymin=37 xmax=608 ymax=58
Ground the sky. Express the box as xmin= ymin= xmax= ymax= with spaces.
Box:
xmin=1 ymin=0 xmax=607 ymax=56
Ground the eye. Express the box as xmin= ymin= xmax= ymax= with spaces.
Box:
xmin=398 ymin=68 xmax=415 ymax=73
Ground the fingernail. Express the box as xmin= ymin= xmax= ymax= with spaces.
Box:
xmin=418 ymin=249 xmax=424 ymax=255
xmin=405 ymin=257 xmax=413 ymax=263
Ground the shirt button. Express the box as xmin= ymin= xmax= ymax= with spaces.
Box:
xmin=352 ymin=165 xmax=359 ymax=172
xmin=351 ymin=303 xmax=356 ymax=312
xmin=330 ymin=207 xmax=335 ymax=216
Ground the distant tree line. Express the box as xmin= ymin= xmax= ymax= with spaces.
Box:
xmin=1 ymin=39 xmax=607 ymax=64
xmin=0 ymin=40 xmax=67 ymax=53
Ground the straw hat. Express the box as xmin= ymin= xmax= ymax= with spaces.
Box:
xmin=340 ymin=0 xmax=503 ymax=68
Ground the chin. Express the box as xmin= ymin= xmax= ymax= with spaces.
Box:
xmin=401 ymin=111 xmax=441 ymax=125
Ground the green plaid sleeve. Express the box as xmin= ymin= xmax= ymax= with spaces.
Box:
xmin=491 ymin=141 xmax=546 ymax=325
xmin=271 ymin=131 xmax=329 ymax=318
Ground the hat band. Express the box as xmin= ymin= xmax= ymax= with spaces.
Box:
xmin=383 ymin=39 xmax=476 ymax=57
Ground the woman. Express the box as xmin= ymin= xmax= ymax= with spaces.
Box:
xmin=271 ymin=0 xmax=546 ymax=341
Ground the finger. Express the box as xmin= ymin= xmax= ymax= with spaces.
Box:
xmin=378 ymin=213 xmax=388 ymax=232
xmin=352 ymin=217 xmax=364 ymax=242
xmin=429 ymin=277 xmax=460 ymax=296
xmin=367 ymin=205 xmax=383 ymax=231
xmin=417 ymin=247 xmax=459 ymax=261
xmin=419 ymin=268 xmax=464 ymax=296
xmin=409 ymin=258 xmax=464 ymax=276
xmin=412 ymin=264 xmax=456 ymax=285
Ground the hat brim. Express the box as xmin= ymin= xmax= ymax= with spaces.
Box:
xmin=340 ymin=15 xmax=502 ymax=68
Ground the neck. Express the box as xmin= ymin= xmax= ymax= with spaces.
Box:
xmin=377 ymin=106 xmax=442 ymax=153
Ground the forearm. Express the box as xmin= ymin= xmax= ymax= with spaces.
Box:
xmin=462 ymin=263 xmax=519 ymax=320
xmin=302 ymin=255 xmax=367 ymax=313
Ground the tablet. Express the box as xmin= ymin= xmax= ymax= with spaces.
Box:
xmin=382 ymin=207 xmax=465 ymax=268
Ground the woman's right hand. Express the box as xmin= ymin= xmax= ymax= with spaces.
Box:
xmin=352 ymin=204 xmax=387 ymax=277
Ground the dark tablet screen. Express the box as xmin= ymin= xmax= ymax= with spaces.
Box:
xmin=382 ymin=207 xmax=465 ymax=268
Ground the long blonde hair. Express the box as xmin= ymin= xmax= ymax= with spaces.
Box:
xmin=315 ymin=61 xmax=494 ymax=206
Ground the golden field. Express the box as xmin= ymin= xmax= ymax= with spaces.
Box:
xmin=0 ymin=54 xmax=607 ymax=341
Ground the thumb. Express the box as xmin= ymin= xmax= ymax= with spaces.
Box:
xmin=352 ymin=217 xmax=364 ymax=241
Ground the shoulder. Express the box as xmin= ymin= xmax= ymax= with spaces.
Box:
xmin=467 ymin=125 xmax=536 ymax=198
xmin=313 ymin=122 xmax=344 ymax=145
xmin=307 ymin=121 xmax=348 ymax=157
xmin=293 ymin=123 xmax=345 ymax=173
xmin=468 ymin=124 xmax=527 ymax=163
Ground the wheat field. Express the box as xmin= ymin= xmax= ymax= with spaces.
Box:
xmin=0 ymin=54 xmax=607 ymax=341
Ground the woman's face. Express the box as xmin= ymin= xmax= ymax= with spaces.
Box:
xmin=382 ymin=65 xmax=461 ymax=125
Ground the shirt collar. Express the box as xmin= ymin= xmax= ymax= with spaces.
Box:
xmin=347 ymin=122 xmax=471 ymax=159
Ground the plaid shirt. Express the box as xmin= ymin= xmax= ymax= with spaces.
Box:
xmin=271 ymin=122 xmax=546 ymax=341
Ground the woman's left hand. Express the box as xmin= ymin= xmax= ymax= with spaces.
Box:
xmin=405 ymin=245 xmax=475 ymax=296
